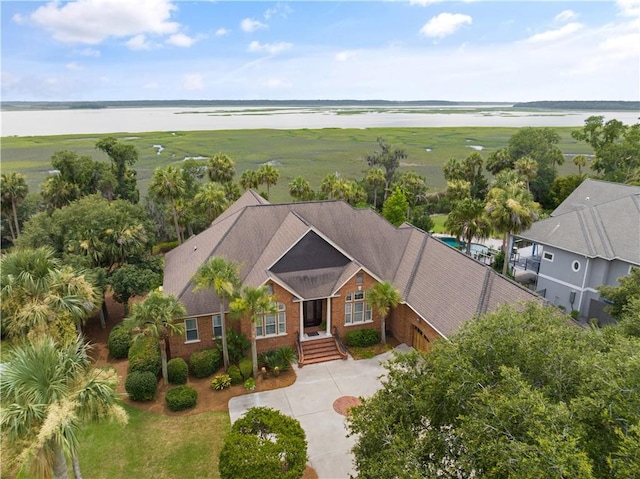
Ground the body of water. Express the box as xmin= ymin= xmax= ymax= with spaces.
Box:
xmin=1 ymin=106 xmax=638 ymax=137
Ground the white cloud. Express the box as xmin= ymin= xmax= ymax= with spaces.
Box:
xmin=264 ymin=4 xmax=292 ymax=20
xmin=126 ymin=34 xmax=153 ymax=51
xmin=266 ymin=78 xmax=292 ymax=88
xmin=166 ymin=33 xmax=196 ymax=47
xmin=525 ymin=23 xmax=583 ymax=43
xmin=599 ymin=32 xmax=640 ymax=59
xmin=241 ymin=18 xmax=267 ymax=33
xmin=616 ymin=0 xmax=640 ymax=17
xmin=335 ymin=51 xmax=356 ymax=62
xmin=26 ymin=0 xmax=179 ymax=44
xmin=182 ymin=74 xmax=204 ymax=91
xmin=248 ymin=41 xmax=292 ymax=55
xmin=215 ymin=28 xmax=230 ymax=37
xmin=12 ymin=13 xmax=26 ymax=25
xmin=76 ymin=47 xmax=101 ymax=57
xmin=554 ymin=10 xmax=577 ymax=23
xmin=66 ymin=62 xmax=83 ymax=71
xmin=410 ymin=0 xmax=443 ymax=5
xmin=420 ymin=13 xmax=472 ymax=38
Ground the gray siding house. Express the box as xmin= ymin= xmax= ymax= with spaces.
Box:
xmin=514 ymin=179 xmax=640 ymax=322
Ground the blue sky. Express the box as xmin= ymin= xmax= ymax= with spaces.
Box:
xmin=2 ymin=1 xmax=638 ymax=101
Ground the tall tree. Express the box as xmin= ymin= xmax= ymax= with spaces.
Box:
xmin=364 ymin=167 xmax=386 ymax=209
xmin=289 ymin=176 xmax=315 ymax=202
xmin=239 ymin=170 xmax=260 ymax=191
xmin=1 ymin=172 xmax=29 ymax=241
xmin=347 ymin=302 xmax=640 ymax=479
xmin=257 ymin=164 xmax=280 ymax=200
xmin=443 ymin=153 xmax=488 ymax=200
xmin=366 ymin=137 xmax=406 ymax=201
xmin=320 ymin=172 xmax=341 ymax=200
xmin=598 ymin=267 xmax=640 ymax=321
xmin=192 ymin=257 xmax=242 ymax=368
xmin=486 ymin=148 xmax=514 ymax=175
xmin=382 ymin=186 xmax=409 ymax=227
xmin=110 ymin=263 xmax=162 ymax=315
xmin=123 ymin=290 xmax=186 ymax=385
xmin=396 ymin=171 xmax=428 ymax=215
xmin=149 ymin=166 xmax=187 ymax=245
xmin=1 ymin=247 xmax=100 ymax=341
xmin=485 ymin=182 xmax=540 ymax=275
xmin=1 ymin=336 xmax=127 ymax=479
xmin=208 ymin=153 xmax=236 ymax=184
xmin=514 ymin=156 xmax=538 ymax=191
xmin=95 ymin=137 xmax=139 ymax=203
xmin=230 ymin=285 xmax=276 ymax=378
xmin=366 ymin=281 xmax=402 ymax=345
xmin=193 ymin=183 xmax=228 ymax=224
xmin=573 ymin=154 xmax=587 ymax=176
xmin=445 ymin=198 xmax=493 ymax=256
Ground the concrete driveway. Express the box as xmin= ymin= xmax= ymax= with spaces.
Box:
xmin=228 ymin=344 xmax=412 ymax=479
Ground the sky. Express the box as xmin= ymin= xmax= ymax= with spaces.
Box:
xmin=1 ymin=0 xmax=639 ymax=102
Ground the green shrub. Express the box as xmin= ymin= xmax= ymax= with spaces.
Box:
xmin=167 ymin=357 xmax=188 ymax=384
xmin=127 ymin=336 xmax=161 ymax=376
xmin=125 ymin=371 xmax=158 ymax=402
xmin=211 ymin=374 xmax=232 ymax=390
xmin=570 ymin=309 xmax=580 ymax=319
xmin=226 ymin=329 xmax=250 ymax=364
xmin=239 ymin=357 xmax=253 ymax=380
xmin=189 ymin=347 xmax=222 ymax=378
xmin=165 ymin=385 xmax=198 ymax=411
xmin=219 ymin=407 xmax=307 ymax=479
xmin=227 ymin=365 xmax=243 ymax=385
xmin=244 ymin=377 xmax=256 ymax=390
xmin=260 ymin=346 xmax=297 ymax=372
xmin=345 ymin=328 xmax=380 ymax=347
xmin=153 ymin=240 xmax=179 ymax=255
xmin=107 ymin=324 xmax=131 ymax=359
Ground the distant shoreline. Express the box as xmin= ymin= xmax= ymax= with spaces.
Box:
xmin=2 ymin=99 xmax=638 ymax=112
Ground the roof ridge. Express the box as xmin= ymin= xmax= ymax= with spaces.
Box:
xmin=590 ymin=206 xmax=614 ymax=258
xmin=576 ymin=209 xmax=597 ymax=257
xmin=402 ymin=233 xmax=429 ymax=299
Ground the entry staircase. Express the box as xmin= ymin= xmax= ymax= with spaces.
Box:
xmin=297 ymin=336 xmax=347 ymax=367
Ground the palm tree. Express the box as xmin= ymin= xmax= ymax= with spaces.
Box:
xmin=149 ymin=165 xmax=186 ymax=244
xmin=1 ymin=247 xmax=101 ymax=341
xmin=289 ymin=176 xmax=314 ymax=202
xmin=445 ymin=198 xmax=493 ymax=255
xmin=364 ymin=168 xmax=386 ymax=209
xmin=573 ymin=154 xmax=587 ymax=176
xmin=229 ymin=285 xmax=276 ymax=378
xmin=485 ymin=184 xmax=540 ymax=275
xmin=194 ymin=183 xmax=228 ymax=223
xmin=1 ymin=172 xmax=29 ymax=240
xmin=257 ymin=164 xmax=280 ymax=200
xmin=208 ymin=153 xmax=236 ymax=184
xmin=239 ymin=170 xmax=260 ymax=191
xmin=1 ymin=336 xmax=127 ymax=479
xmin=192 ymin=257 xmax=242 ymax=368
xmin=123 ymin=290 xmax=186 ymax=385
xmin=320 ymin=172 xmax=340 ymax=199
xmin=366 ymin=281 xmax=402 ymax=345
xmin=514 ymin=156 xmax=538 ymax=191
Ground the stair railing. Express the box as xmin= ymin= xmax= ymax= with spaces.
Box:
xmin=332 ymin=326 xmax=349 ymax=359
xmin=295 ymin=331 xmax=305 ymax=367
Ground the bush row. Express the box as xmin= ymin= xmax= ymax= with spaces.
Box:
xmin=128 ymin=335 xmax=162 ymax=376
xmin=107 ymin=324 xmax=132 ymax=359
xmin=345 ymin=328 xmax=380 ymax=347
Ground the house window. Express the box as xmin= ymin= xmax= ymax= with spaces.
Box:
xmin=185 ymin=318 xmax=199 ymax=342
xmin=572 ymin=260 xmax=581 ymax=272
xmin=256 ymin=302 xmax=286 ymax=338
xmin=265 ymin=283 xmax=274 ymax=295
xmin=212 ymin=314 xmax=222 ymax=338
xmin=356 ymin=272 xmax=364 ymax=285
xmin=543 ymin=252 xmax=554 ymax=262
xmin=345 ymin=291 xmax=372 ymax=325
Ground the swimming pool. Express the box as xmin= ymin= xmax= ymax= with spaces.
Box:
xmin=437 ymin=236 xmax=490 ymax=256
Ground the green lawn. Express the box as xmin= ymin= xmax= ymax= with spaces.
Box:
xmin=430 ymin=214 xmax=448 ymax=234
xmin=1 ymin=126 xmax=592 ymax=203
xmin=76 ymin=405 xmax=229 ymax=479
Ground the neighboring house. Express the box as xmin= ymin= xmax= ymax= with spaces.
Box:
xmin=164 ymin=190 xmax=540 ymax=364
xmin=514 ymin=179 xmax=640 ymax=323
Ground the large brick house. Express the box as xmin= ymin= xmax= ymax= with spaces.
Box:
xmin=163 ymin=190 xmax=540 ymax=363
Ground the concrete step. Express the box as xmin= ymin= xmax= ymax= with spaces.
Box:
xmin=302 ymin=354 xmax=345 ymax=365
xmin=299 ymin=337 xmax=346 ymax=366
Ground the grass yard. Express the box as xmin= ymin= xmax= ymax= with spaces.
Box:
xmin=78 ymin=405 xmax=228 ymax=479
xmin=430 ymin=214 xmax=448 ymax=233
xmin=1 ymin=127 xmax=592 ymax=203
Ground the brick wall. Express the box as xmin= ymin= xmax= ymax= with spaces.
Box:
xmin=390 ymin=304 xmax=443 ymax=348
xmin=331 ymin=271 xmax=382 ymax=340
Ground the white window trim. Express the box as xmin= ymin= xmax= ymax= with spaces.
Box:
xmin=543 ymin=251 xmax=554 ymax=262
xmin=345 ymin=291 xmax=373 ymax=326
xmin=212 ymin=314 xmax=222 ymax=339
xmin=256 ymin=303 xmax=287 ymax=339
xmin=184 ymin=318 xmax=200 ymax=344
xmin=572 ymin=260 xmax=581 ymax=272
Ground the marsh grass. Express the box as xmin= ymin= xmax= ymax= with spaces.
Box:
xmin=1 ymin=127 xmax=592 ymax=203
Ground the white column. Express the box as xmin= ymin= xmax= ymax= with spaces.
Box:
xmin=299 ymin=301 xmax=304 ymax=341
xmin=326 ymin=297 xmax=332 ymax=335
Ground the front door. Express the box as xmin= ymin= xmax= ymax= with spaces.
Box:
xmin=303 ymin=300 xmax=323 ymax=328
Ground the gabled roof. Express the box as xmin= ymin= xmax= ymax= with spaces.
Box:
xmin=517 ymin=179 xmax=640 ymax=264
xmin=164 ymin=189 xmax=541 ymax=337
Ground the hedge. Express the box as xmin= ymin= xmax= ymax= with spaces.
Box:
xmin=107 ymin=324 xmax=131 ymax=359
xmin=219 ymin=407 xmax=308 ymax=479
xmin=167 ymin=357 xmax=188 ymax=384
xmin=165 ymin=385 xmax=198 ymax=411
xmin=239 ymin=357 xmax=253 ymax=380
xmin=127 ymin=336 xmax=162 ymax=376
xmin=189 ymin=347 xmax=222 ymax=378
xmin=125 ymin=371 xmax=158 ymax=402
xmin=227 ymin=365 xmax=243 ymax=385
xmin=345 ymin=328 xmax=380 ymax=347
